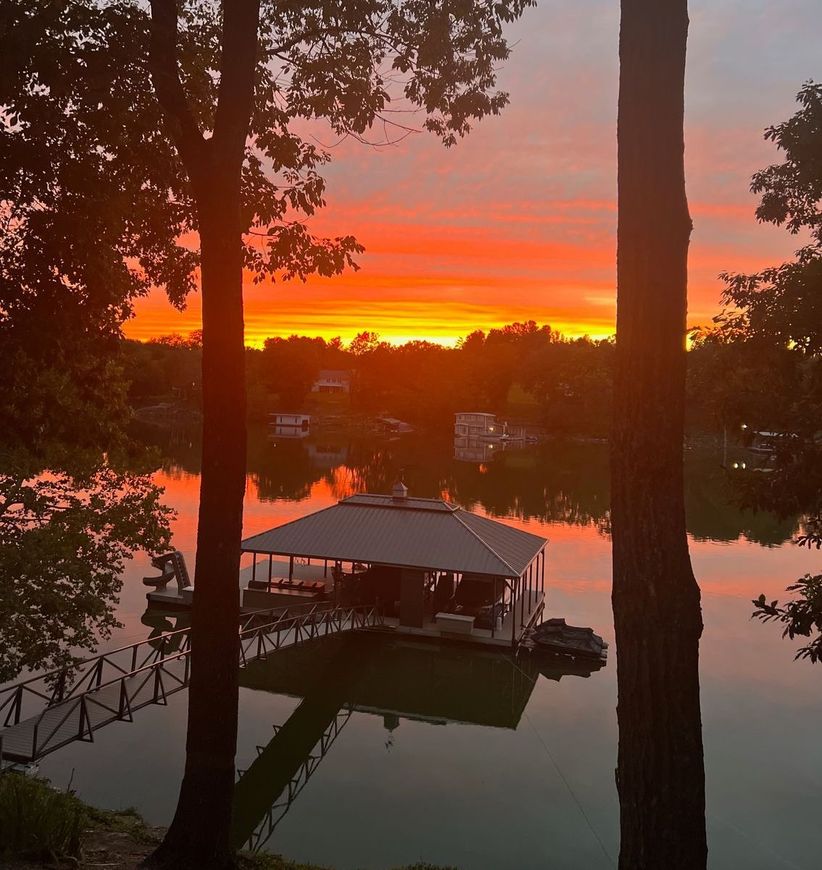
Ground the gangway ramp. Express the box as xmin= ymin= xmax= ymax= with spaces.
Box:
xmin=0 ymin=604 xmax=382 ymax=764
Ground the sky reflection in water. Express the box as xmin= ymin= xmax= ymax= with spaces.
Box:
xmin=32 ymin=431 xmax=822 ymax=869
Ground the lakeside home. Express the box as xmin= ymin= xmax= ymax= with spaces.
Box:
xmin=311 ymin=369 xmax=352 ymax=394
xmin=454 ymin=411 xmax=503 ymax=440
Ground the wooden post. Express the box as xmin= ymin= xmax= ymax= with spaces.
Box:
xmin=288 ymin=556 xmax=294 ymax=581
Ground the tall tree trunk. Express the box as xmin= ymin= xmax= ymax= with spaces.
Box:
xmin=612 ymin=2 xmax=707 ymax=868
xmin=146 ymin=2 xmax=259 ymax=866
xmin=149 ymin=198 xmax=247 ymax=870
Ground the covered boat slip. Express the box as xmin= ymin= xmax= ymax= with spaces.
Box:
xmin=240 ymin=489 xmax=548 ymax=649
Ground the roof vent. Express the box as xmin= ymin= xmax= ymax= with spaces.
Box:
xmin=391 ymin=480 xmax=408 ymax=501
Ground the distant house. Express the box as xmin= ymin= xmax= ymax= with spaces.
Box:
xmin=270 ymin=412 xmax=311 ymax=438
xmin=312 ymin=369 xmax=352 ymax=394
xmin=454 ymin=412 xmax=503 ymax=440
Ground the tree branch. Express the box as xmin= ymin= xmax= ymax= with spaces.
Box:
xmin=212 ymin=0 xmax=260 ymax=171
xmin=148 ymin=0 xmax=208 ymax=184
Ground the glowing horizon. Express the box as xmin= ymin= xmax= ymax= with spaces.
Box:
xmin=124 ymin=1 xmax=821 ymax=349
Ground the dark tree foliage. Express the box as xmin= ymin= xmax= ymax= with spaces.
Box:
xmin=753 ymin=550 xmax=822 ymax=663
xmin=0 ymin=461 xmax=173 ymax=683
xmin=719 ymin=82 xmax=822 ymax=352
xmin=686 ymin=327 xmax=809 ymax=434
xmin=260 ymin=335 xmax=325 ymax=408
xmin=711 ymin=84 xmax=822 ymax=663
xmin=0 ymin=2 xmax=199 ymax=451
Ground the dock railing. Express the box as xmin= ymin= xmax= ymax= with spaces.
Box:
xmin=0 ymin=603 xmax=382 ymax=763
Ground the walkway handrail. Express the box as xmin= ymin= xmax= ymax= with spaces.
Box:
xmin=0 ymin=600 xmax=344 ymax=729
xmin=3 ymin=599 xmax=334 ymax=696
xmin=1 ymin=603 xmax=383 ymax=763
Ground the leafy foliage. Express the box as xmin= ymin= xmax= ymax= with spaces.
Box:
xmin=752 ymin=531 xmax=822 ymax=663
xmin=0 ymin=461 xmax=174 ymax=682
xmin=719 ymin=82 xmax=822 ymax=351
xmin=718 ymin=84 xmax=822 ymax=661
xmin=1 ymin=0 xmax=535 ymax=450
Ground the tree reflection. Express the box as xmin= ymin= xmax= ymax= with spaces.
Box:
xmin=0 ymin=456 xmax=173 ymax=683
xmin=147 ymin=423 xmax=802 ymax=547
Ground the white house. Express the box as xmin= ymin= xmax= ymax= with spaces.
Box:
xmin=454 ymin=412 xmax=504 ymax=440
xmin=311 ymin=369 xmax=352 ymax=394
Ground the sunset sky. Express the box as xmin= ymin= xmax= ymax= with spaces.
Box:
xmin=124 ymin=0 xmax=822 ymax=347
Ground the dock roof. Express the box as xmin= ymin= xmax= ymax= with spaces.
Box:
xmin=241 ymin=493 xmax=547 ymax=578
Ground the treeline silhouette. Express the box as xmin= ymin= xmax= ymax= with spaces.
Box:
xmin=121 ymin=320 xmax=785 ymax=437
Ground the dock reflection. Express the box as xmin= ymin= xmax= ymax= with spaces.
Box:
xmin=232 ymin=634 xmax=604 ymax=851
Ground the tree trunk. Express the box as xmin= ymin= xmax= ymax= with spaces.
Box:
xmin=612 ymin=2 xmax=707 ymax=868
xmin=149 ymin=195 xmax=247 ymax=870
xmin=145 ymin=2 xmax=259 ymax=866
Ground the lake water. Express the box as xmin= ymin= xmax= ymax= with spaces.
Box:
xmin=28 ymin=429 xmax=822 ymax=869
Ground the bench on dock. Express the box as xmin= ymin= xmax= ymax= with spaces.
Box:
xmin=248 ymin=578 xmax=325 ymax=593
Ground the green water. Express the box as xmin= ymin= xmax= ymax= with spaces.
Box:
xmin=26 ymin=429 xmax=822 ymax=869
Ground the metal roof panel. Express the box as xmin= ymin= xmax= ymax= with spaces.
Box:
xmin=241 ymin=495 xmax=546 ymax=577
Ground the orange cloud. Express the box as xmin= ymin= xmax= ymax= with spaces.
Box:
xmin=124 ymin=1 xmax=820 ymax=347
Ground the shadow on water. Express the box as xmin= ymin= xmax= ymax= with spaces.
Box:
xmin=231 ymin=633 xmax=605 ymax=854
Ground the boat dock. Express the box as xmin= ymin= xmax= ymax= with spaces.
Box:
xmin=238 ymin=484 xmax=548 ymax=651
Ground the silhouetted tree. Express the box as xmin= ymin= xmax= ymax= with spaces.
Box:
xmin=611 ymin=2 xmax=707 ymax=867
xmin=715 ymin=84 xmax=822 ymax=663
xmin=720 ymin=82 xmax=822 ymax=352
xmin=260 ymin=335 xmax=324 ymax=408
xmin=142 ymin=1 xmax=532 ymax=865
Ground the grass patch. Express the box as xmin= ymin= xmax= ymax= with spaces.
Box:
xmin=0 ymin=773 xmax=459 ymax=869
xmin=0 ymin=771 xmax=85 ymax=863
xmin=84 ymin=803 xmax=156 ymax=844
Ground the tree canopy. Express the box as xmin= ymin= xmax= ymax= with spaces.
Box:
xmin=719 ymin=82 xmax=822 ymax=352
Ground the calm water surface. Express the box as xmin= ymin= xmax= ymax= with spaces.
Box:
xmin=31 ymin=431 xmax=822 ymax=869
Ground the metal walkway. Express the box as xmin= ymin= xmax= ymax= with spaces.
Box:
xmin=0 ymin=604 xmax=382 ymax=764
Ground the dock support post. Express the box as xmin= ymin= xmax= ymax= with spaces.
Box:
xmin=492 ymin=578 xmax=497 ymax=638
xmin=511 ymin=578 xmax=517 ymax=646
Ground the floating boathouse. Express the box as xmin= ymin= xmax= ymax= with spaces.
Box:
xmin=240 ymin=484 xmax=548 ymax=649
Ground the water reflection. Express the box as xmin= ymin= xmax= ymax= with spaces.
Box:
xmin=139 ymin=422 xmax=801 ymax=546
xmin=0 ymin=460 xmax=173 ymax=683
xmin=15 ymin=427 xmax=818 ymax=868
xmin=232 ymin=634 xmax=605 ymax=853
